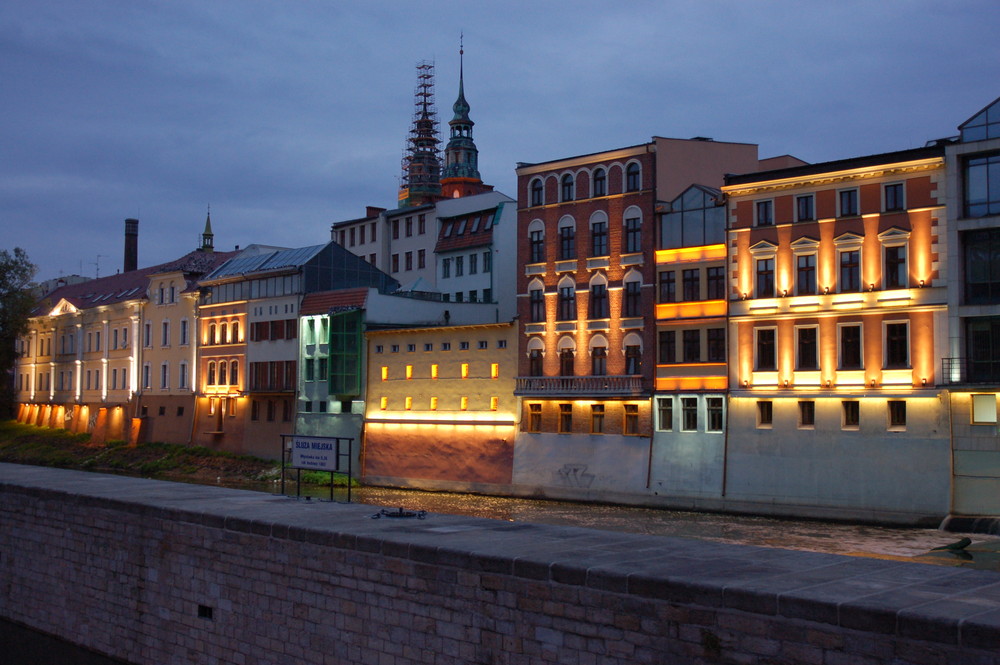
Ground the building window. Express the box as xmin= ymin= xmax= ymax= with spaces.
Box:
xmin=756 ymin=258 xmax=774 ymax=298
xmin=593 ymin=169 xmax=606 ymax=197
xmin=179 ymin=362 xmax=188 ymax=390
xmin=391 ymin=254 xmax=399 ymax=273
xmin=405 ymin=217 xmax=413 ymax=237
xmin=706 ymin=397 xmax=723 ymax=432
xmin=530 ymin=179 xmax=544 ymax=206
xmin=625 ymin=345 xmax=641 ymax=375
xmin=558 ymin=224 xmax=575 ymax=260
xmin=682 ymin=330 xmax=700 ymax=363
xmin=391 ymin=219 xmax=399 ymax=239
xmin=839 ymin=250 xmax=860 ymax=292
xmin=885 ymin=322 xmax=909 ymax=368
xmin=626 ymin=163 xmax=641 ymax=192
xmin=561 ymin=174 xmax=574 ymax=202
xmin=751 ymin=200 xmax=773 ymax=228
xmin=842 ymin=400 xmax=860 ymax=429
xmin=161 ymin=321 xmax=170 ymax=347
xmin=529 ymin=288 xmax=545 ymax=322
xmin=623 ymin=281 xmax=641 ymax=317
xmin=756 ymin=328 xmax=776 ymax=371
xmin=559 ymin=348 xmax=574 ymax=376
xmin=624 ymin=217 xmax=642 ymax=254
xmin=706 ymin=266 xmax=725 ymax=300
xmin=529 ymin=349 xmax=543 ymax=377
xmin=559 ymin=403 xmax=573 ymax=433
xmin=483 ymin=250 xmax=492 ymax=273
xmin=797 ymin=327 xmax=818 ymax=370
xmin=442 ymin=257 xmax=451 ymax=278
xmin=707 ymin=328 xmax=725 ymax=362
xmin=589 ymin=283 xmax=608 ymax=319
xmin=657 ymin=397 xmax=673 ymax=431
xmin=884 ymin=245 xmax=907 ymax=289
xmin=404 ymin=251 xmax=413 ymax=271
xmin=590 ymin=404 xmax=604 ymax=434
xmin=659 ymin=330 xmax=676 ymax=364
xmin=839 ymin=189 xmax=859 ymax=217
xmin=591 ymin=221 xmax=608 ymax=257
xmin=682 ymin=269 xmax=700 ymax=301
xmin=884 ymin=182 xmax=905 ymax=212
xmin=839 ymin=324 xmax=863 ymax=369
xmin=207 ymin=361 xmax=216 ymax=386
xmin=591 ymin=346 xmax=607 ymax=376
xmin=160 ymin=363 xmax=169 ymax=390
xmin=491 ymin=363 xmax=499 ymax=379
xmin=888 ymin=400 xmax=907 ymax=429
xmin=469 ymin=253 xmax=478 ymax=275
xmin=796 ymin=194 xmax=814 ymax=222
xmin=757 ymin=400 xmax=773 ymax=428
xmin=528 ymin=403 xmax=542 ymax=432
xmin=529 ymin=229 xmax=545 ymax=263
xmin=455 ymin=256 xmax=464 ymax=276
xmin=965 ymin=152 xmax=1000 ymax=218
xmin=460 ymin=363 xmax=469 ymax=379
xmin=796 ymin=254 xmax=816 ymax=295
xmin=798 ymin=401 xmax=815 ymax=428
xmin=681 ymin=398 xmax=698 ymax=431
xmin=659 ymin=271 xmax=675 ymax=303
xmin=624 ymin=404 xmax=640 ymax=434
xmin=557 ymin=285 xmax=576 ymax=321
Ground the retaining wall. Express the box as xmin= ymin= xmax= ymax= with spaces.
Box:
xmin=1 ymin=463 xmax=999 ymax=664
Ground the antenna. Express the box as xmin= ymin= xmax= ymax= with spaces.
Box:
xmin=93 ymin=254 xmax=105 ymax=279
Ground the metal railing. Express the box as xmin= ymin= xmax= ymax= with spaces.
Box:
xmin=515 ymin=375 xmax=645 ymax=397
xmin=942 ymin=357 xmax=1000 ymax=385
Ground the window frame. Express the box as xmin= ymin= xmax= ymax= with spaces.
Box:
xmin=795 ymin=194 xmax=815 ymax=222
xmin=755 ymin=327 xmax=777 ymax=371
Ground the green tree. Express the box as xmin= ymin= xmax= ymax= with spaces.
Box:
xmin=0 ymin=248 xmax=37 ymax=419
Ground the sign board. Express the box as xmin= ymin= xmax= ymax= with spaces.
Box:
xmin=290 ymin=436 xmax=342 ymax=472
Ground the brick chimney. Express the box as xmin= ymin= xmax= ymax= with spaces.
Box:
xmin=124 ymin=218 xmax=139 ymax=272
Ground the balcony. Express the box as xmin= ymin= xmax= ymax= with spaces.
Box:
xmin=515 ymin=375 xmax=645 ymax=397
xmin=942 ymin=358 xmax=1000 ymax=386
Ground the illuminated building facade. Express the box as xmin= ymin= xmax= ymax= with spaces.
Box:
xmin=723 ymin=145 xmax=951 ymax=520
xmin=942 ymin=95 xmax=1000 ymax=517
xmin=363 ymin=322 xmax=517 ymax=490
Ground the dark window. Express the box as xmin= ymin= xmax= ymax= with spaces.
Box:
xmin=683 ymin=330 xmax=701 ymax=363
xmin=756 ymin=200 xmax=773 ymax=226
xmin=591 ymin=404 xmax=605 ymax=433
xmin=559 ymin=348 xmax=574 ymax=376
xmin=442 ymin=258 xmax=451 ymax=278
xmin=559 ymin=403 xmax=573 ymax=433
xmin=756 ymin=329 xmax=776 ymax=370
xmin=799 ymin=401 xmax=815 ymax=427
xmin=418 ymin=249 xmax=426 ymax=269
xmin=591 ymin=346 xmax=607 ymax=376
xmin=658 ymin=330 xmax=676 ymax=364
xmin=885 ymin=323 xmax=909 ymax=368
xmin=884 ymin=245 xmax=906 ymax=289
xmin=706 ymin=398 xmax=723 ymax=432
xmin=840 ymin=325 xmax=862 ymax=369
xmin=797 ymin=327 xmax=818 ymax=370
xmin=624 ymin=404 xmax=640 ymax=435
xmin=591 ymin=221 xmax=608 ymax=256
xmin=756 ymin=258 xmax=774 ymax=297
xmin=391 ymin=220 xmax=399 ymax=239
xmin=529 ymin=230 xmax=545 ymax=263
xmin=558 ymin=225 xmax=575 ymax=260
xmin=839 ymin=250 xmax=860 ymax=292
xmin=626 ymin=163 xmax=641 ymax=192
xmin=557 ymin=285 xmax=576 ymax=321
xmin=707 ymin=266 xmax=725 ymax=300
xmin=404 ymin=251 xmax=413 ymax=271
xmin=682 ymin=269 xmax=700 ymax=301
xmin=624 ymin=281 xmax=642 ymax=317
xmin=418 ymin=215 xmax=426 ymax=234
xmin=391 ymin=254 xmax=399 ymax=273
xmin=885 ymin=183 xmax=904 ymax=212
xmin=659 ymin=271 xmax=676 ymax=303
xmin=707 ymin=328 xmax=725 ymax=362
xmin=589 ymin=283 xmax=608 ymax=319
xmin=843 ymin=400 xmax=860 ymax=428
xmin=529 ymin=289 xmax=545 ymax=322
xmin=561 ymin=174 xmax=574 ymax=202
xmin=839 ymin=189 xmax=858 ymax=216
xmin=964 ymin=228 xmax=1000 ymax=303
xmin=967 ymin=317 xmax=1000 ymax=382
xmin=528 ymin=349 xmax=543 ymax=377
xmin=965 ymin=153 xmax=1000 ymax=218
xmin=681 ymin=398 xmax=698 ymax=431
xmin=888 ymin=400 xmax=907 ymax=428
xmin=657 ymin=397 xmax=673 ymax=431
xmin=625 ymin=345 xmax=641 ymax=375
xmin=593 ymin=169 xmax=606 ymax=197
xmin=405 ymin=217 xmax=413 ymax=237
xmin=531 ymin=179 xmax=544 ymax=206
xmin=757 ymin=400 xmax=773 ymax=427
xmin=796 ymin=195 xmax=814 ymax=222
xmin=528 ymin=403 xmax=542 ymax=431
xmin=797 ymin=253 xmax=816 ymax=295
xmin=625 ymin=218 xmax=642 ymax=253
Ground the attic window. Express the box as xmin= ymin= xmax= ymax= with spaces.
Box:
xmin=443 ymin=223 xmax=453 ymax=237
xmin=456 ymin=219 xmax=467 ymax=235
xmin=470 ymin=216 xmax=481 ymax=233
xmin=483 ymin=213 xmax=495 ymax=229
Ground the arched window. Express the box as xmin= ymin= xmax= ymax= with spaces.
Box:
xmin=557 ymin=336 xmax=576 ymax=376
xmin=220 ymin=323 xmax=228 ymax=344
xmin=623 ymin=206 xmax=643 ymax=254
xmin=623 ymin=271 xmax=643 ymax=318
xmin=231 ymin=321 xmax=240 ymax=343
xmin=593 ymin=168 xmax=606 ymax=197
xmin=557 ymin=277 xmax=577 ymax=321
xmin=561 ymin=173 xmax=575 ymax=202
xmin=218 ymin=361 xmax=228 ymax=385
xmin=623 ymin=332 xmax=643 ymax=375
xmin=528 ymin=279 xmax=546 ymax=323
xmin=207 ymin=361 xmax=216 ymax=386
xmin=528 ymin=219 xmax=545 ymax=263
xmin=527 ymin=337 xmax=545 ymax=377
xmin=589 ymin=335 xmax=608 ymax=376
xmin=626 ymin=162 xmax=641 ymax=192
xmin=230 ymin=360 xmax=239 ymax=386
xmin=557 ymin=216 xmax=576 ymax=260
xmin=590 ymin=211 xmax=608 ymax=257
xmin=209 ymin=323 xmax=217 ymax=346
xmin=530 ymin=178 xmax=544 ymax=206
xmin=589 ymin=273 xmax=609 ymax=319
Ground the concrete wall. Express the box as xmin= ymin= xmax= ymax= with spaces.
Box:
xmin=2 ymin=465 xmax=1000 ymax=665
xmin=949 ymin=391 xmax=1000 ymax=515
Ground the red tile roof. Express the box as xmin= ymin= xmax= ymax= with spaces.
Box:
xmin=300 ymin=288 xmax=369 ymax=315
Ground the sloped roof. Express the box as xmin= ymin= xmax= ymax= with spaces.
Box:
xmin=203 ymin=244 xmax=326 ymax=281
xmin=300 ymin=288 xmax=369 ymax=315
xmin=32 ymin=249 xmax=236 ymax=316
xmin=435 ymin=207 xmax=497 ymax=253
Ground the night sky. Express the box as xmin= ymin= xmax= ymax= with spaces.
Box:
xmin=3 ymin=0 xmax=998 ymax=281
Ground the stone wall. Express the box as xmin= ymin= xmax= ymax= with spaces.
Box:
xmin=1 ymin=464 xmax=998 ymax=665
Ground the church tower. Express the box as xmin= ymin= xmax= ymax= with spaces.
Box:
xmin=201 ymin=207 xmax=214 ymax=252
xmin=398 ymin=61 xmax=443 ymax=207
xmin=441 ymin=38 xmax=493 ymax=199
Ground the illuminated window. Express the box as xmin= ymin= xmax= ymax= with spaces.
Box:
xmin=624 ymin=404 xmax=639 ymax=435
xmin=755 ymin=328 xmax=776 ymax=371
xmin=491 ymin=363 xmax=499 ymax=379
xmin=706 ymin=398 xmax=723 ymax=432
xmin=461 ymin=363 xmax=469 ymax=379
xmin=884 ymin=322 xmax=909 ymax=368
xmin=208 ymin=397 xmax=217 ymax=415
xmin=592 ymin=169 xmax=606 ymax=197
xmin=460 ymin=396 xmax=468 ymax=411
xmin=796 ymin=194 xmax=814 ymax=222
xmin=796 ymin=327 xmax=818 ymax=370
xmin=626 ymin=162 xmax=641 ymax=192
xmin=381 ymin=366 xmax=388 ymax=381
xmin=755 ymin=200 xmax=774 ymax=226
xmin=681 ymin=398 xmax=698 ymax=431
xmin=757 ymin=401 xmax=773 ymax=428
xmin=659 ymin=271 xmax=676 ymax=303
xmin=798 ymin=401 xmax=815 ymax=428
xmin=839 ymin=324 xmax=863 ymax=369
xmin=884 ymin=182 xmax=905 ymax=212
xmin=430 ymin=364 xmax=438 ymax=379
xmin=228 ymin=397 xmax=237 ymax=417
xmin=559 ymin=403 xmax=573 ymax=433
xmin=207 ymin=361 xmax=216 ymax=386
xmin=591 ymin=404 xmax=604 ymax=433
xmin=405 ymin=365 xmax=413 ymax=380
xmin=379 ymin=397 xmax=387 ymax=410
xmin=971 ymin=394 xmax=998 ymax=424
xmin=842 ymin=400 xmax=860 ymax=429
xmin=838 ymin=188 xmax=859 ymax=217
xmin=657 ymin=397 xmax=673 ymax=431
xmin=230 ymin=360 xmax=238 ymax=386
xmin=888 ymin=400 xmax=907 ymax=429
xmin=405 ymin=397 xmax=412 ymax=410
xmin=430 ymin=397 xmax=438 ymax=411
xmin=490 ymin=396 xmax=499 ymax=411
xmin=528 ymin=403 xmax=542 ymax=432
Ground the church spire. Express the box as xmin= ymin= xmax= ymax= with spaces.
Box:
xmin=398 ymin=61 xmax=442 ymax=207
xmin=201 ymin=205 xmax=214 ymax=252
xmin=441 ymin=34 xmax=491 ymax=199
